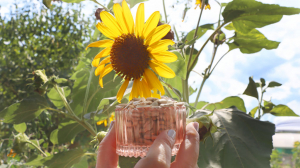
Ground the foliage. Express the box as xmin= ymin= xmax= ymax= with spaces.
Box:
xmin=270 ymin=149 xmax=283 ymax=168
xmin=1 ymin=0 xmax=300 ymax=167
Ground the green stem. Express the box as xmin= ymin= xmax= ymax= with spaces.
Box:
xmin=182 ymin=79 xmax=189 ymax=103
xmin=258 ymin=88 xmax=264 ymax=119
xmin=53 ymin=85 xmax=97 ymax=136
xmin=187 ymin=2 xmax=205 ymax=73
xmin=26 ymin=140 xmax=47 ymax=157
xmin=162 ymin=0 xmax=168 ymax=23
xmin=91 ymin=0 xmax=110 ymax=12
xmin=209 ymin=50 xmax=230 ymax=75
xmin=84 ymin=153 xmax=97 ymax=156
xmin=82 ymin=67 xmax=95 ymax=120
xmin=173 ymin=25 xmax=179 ymax=41
xmin=188 ymin=22 xmax=227 ymax=73
xmin=193 ymin=75 xmax=208 ymax=108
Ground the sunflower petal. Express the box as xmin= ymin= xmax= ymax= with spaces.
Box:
xmin=99 ymin=56 xmax=111 ymax=66
xmin=149 ymin=60 xmax=175 ymax=78
xmin=129 ymin=79 xmax=139 ymax=100
xmin=151 ymin=88 xmax=161 ymax=99
xmin=92 ymin=58 xmax=100 ymax=67
xmin=122 ymin=0 xmax=134 ymax=34
xmin=99 ymin=64 xmax=113 ymax=88
xmin=100 ymin=11 xmax=123 ymax=35
xmin=144 ymin=69 xmax=165 ymax=95
xmin=113 ymin=3 xmax=129 ymax=34
xmin=96 ymin=23 xmax=118 ymax=39
xmin=94 ymin=47 xmax=111 ymax=59
xmin=135 ymin=3 xmax=144 ymax=37
xmin=145 ymin=24 xmax=171 ymax=45
xmin=142 ymin=11 xmax=160 ymax=39
xmin=141 ymin=78 xmax=151 ymax=98
xmin=148 ymin=39 xmax=174 ymax=52
xmin=117 ymin=79 xmax=129 ymax=103
xmin=95 ymin=64 xmax=105 ymax=76
xmin=86 ymin=40 xmax=114 ymax=50
xmin=149 ymin=51 xmax=177 ymax=63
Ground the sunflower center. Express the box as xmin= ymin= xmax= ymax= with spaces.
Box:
xmin=110 ymin=34 xmax=149 ymax=80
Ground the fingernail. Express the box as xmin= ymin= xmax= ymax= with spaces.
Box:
xmin=193 ymin=122 xmax=199 ymax=132
xmin=167 ymin=129 xmax=176 ymax=140
xmin=108 ymin=121 xmax=115 ymax=131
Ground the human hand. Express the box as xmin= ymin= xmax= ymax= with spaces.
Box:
xmin=96 ymin=121 xmax=200 ymax=168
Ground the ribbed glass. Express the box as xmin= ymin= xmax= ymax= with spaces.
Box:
xmin=115 ymin=104 xmax=186 ymax=158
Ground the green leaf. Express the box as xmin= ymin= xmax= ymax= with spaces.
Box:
xmin=0 ymin=94 xmax=49 ymax=124
xmin=55 ymin=78 xmax=68 ymax=84
xmin=270 ymin=105 xmax=298 ymax=116
xmin=189 ymin=86 xmax=197 ymax=96
xmin=55 ymin=119 xmax=86 ymax=144
xmin=25 ymin=155 xmax=44 ymax=166
xmin=227 ymin=29 xmax=280 ymax=54
xmin=127 ymin=0 xmax=149 ymax=8
xmin=190 ymin=101 xmax=209 ymax=110
xmin=263 ymin=100 xmax=275 ymax=114
xmin=43 ymin=0 xmax=52 ymax=9
xmin=224 ymin=23 xmax=235 ymax=30
xmin=243 ymin=77 xmax=259 ymax=99
xmin=166 ymin=51 xmax=186 ymax=80
xmin=72 ymin=156 xmax=89 ymax=168
xmin=47 ymin=87 xmax=71 ymax=109
xmin=28 ymin=139 xmax=44 ymax=149
xmin=50 ymin=129 xmax=59 ymax=145
xmin=267 ymin=81 xmax=282 ymax=88
xmin=119 ymin=156 xmax=141 ymax=168
xmin=222 ymin=0 xmax=300 ymax=34
xmin=205 ymin=96 xmax=247 ymax=112
xmin=249 ymin=106 xmax=259 ymax=118
xmin=185 ymin=47 xmax=199 ymax=71
xmin=162 ymin=78 xmax=182 ymax=100
xmin=107 ymin=0 xmax=114 ymax=9
xmin=13 ymin=123 xmax=27 ymax=133
xmin=194 ymin=108 xmax=275 ymax=168
xmin=42 ymin=149 xmax=85 ymax=168
xmin=184 ymin=24 xmax=214 ymax=44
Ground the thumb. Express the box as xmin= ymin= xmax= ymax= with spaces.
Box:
xmin=134 ymin=130 xmax=176 ymax=168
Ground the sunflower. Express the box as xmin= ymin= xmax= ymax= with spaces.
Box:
xmin=97 ymin=113 xmax=115 ymax=127
xmin=7 ymin=149 xmax=17 ymax=158
xmin=195 ymin=0 xmax=211 ymax=10
xmin=87 ymin=0 xmax=177 ymax=102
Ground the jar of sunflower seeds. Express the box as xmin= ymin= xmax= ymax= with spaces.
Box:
xmin=115 ymin=97 xmax=186 ymax=158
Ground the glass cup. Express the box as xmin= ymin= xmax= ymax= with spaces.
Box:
xmin=115 ymin=102 xmax=186 ymax=158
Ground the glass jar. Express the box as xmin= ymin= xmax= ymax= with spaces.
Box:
xmin=115 ymin=102 xmax=186 ymax=158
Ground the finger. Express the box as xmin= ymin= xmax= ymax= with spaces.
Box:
xmin=96 ymin=121 xmax=118 ymax=168
xmin=171 ymin=122 xmax=200 ymax=168
xmin=134 ymin=129 xmax=176 ymax=168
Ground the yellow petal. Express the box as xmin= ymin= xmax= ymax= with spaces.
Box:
xmin=95 ymin=64 xmax=105 ymax=76
xmin=151 ymin=88 xmax=161 ymax=99
xmin=92 ymin=58 xmax=100 ymax=67
xmin=117 ymin=79 xmax=129 ymax=103
xmin=141 ymin=78 xmax=151 ymax=98
xmin=113 ymin=3 xmax=129 ymax=34
xmin=148 ymin=39 xmax=175 ymax=52
xmin=99 ymin=56 xmax=111 ymax=66
xmin=104 ymin=120 xmax=107 ymax=127
xmin=149 ymin=51 xmax=177 ymax=63
xmin=142 ymin=11 xmax=160 ymax=39
xmin=97 ymin=120 xmax=104 ymax=125
xmin=144 ymin=69 xmax=165 ymax=95
xmin=86 ymin=40 xmax=114 ymax=50
xmin=129 ymin=79 xmax=139 ymax=101
xmin=135 ymin=3 xmax=144 ymax=37
xmin=99 ymin=64 xmax=113 ymax=88
xmin=122 ymin=0 xmax=134 ymax=34
xmin=149 ymin=60 xmax=175 ymax=78
xmin=95 ymin=47 xmax=111 ymax=59
xmin=96 ymin=23 xmax=118 ymax=39
xmin=100 ymin=11 xmax=123 ymax=35
xmin=145 ymin=24 xmax=171 ymax=45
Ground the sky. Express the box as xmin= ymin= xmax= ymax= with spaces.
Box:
xmin=1 ymin=0 xmax=300 ymax=122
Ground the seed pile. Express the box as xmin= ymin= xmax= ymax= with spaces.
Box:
xmin=115 ymin=97 xmax=186 ymax=146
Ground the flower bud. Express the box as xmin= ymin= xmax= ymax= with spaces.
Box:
xmin=157 ymin=21 xmax=174 ymax=40
xmin=95 ymin=8 xmax=104 ymax=21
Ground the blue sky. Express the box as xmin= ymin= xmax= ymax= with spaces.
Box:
xmin=1 ymin=0 xmax=300 ymax=122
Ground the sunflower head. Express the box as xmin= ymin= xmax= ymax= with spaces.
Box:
xmin=86 ymin=0 xmax=177 ymax=102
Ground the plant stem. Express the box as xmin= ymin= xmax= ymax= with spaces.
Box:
xmin=187 ymin=2 xmax=205 ymax=73
xmin=182 ymin=79 xmax=189 ymax=103
xmin=194 ymin=75 xmax=208 ymax=108
xmin=26 ymin=140 xmax=47 ymax=157
xmin=53 ymin=85 xmax=97 ymax=136
xmin=82 ymin=67 xmax=95 ymax=120
xmin=91 ymin=0 xmax=110 ymax=12
xmin=173 ymin=25 xmax=179 ymax=41
xmin=258 ymin=88 xmax=264 ymax=119
xmin=188 ymin=22 xmax=226 ymax=73
xmin=162 ymin=0 xmax=168 ymax=23
xmin=209 ymin=50 xmax=230 ymax=74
